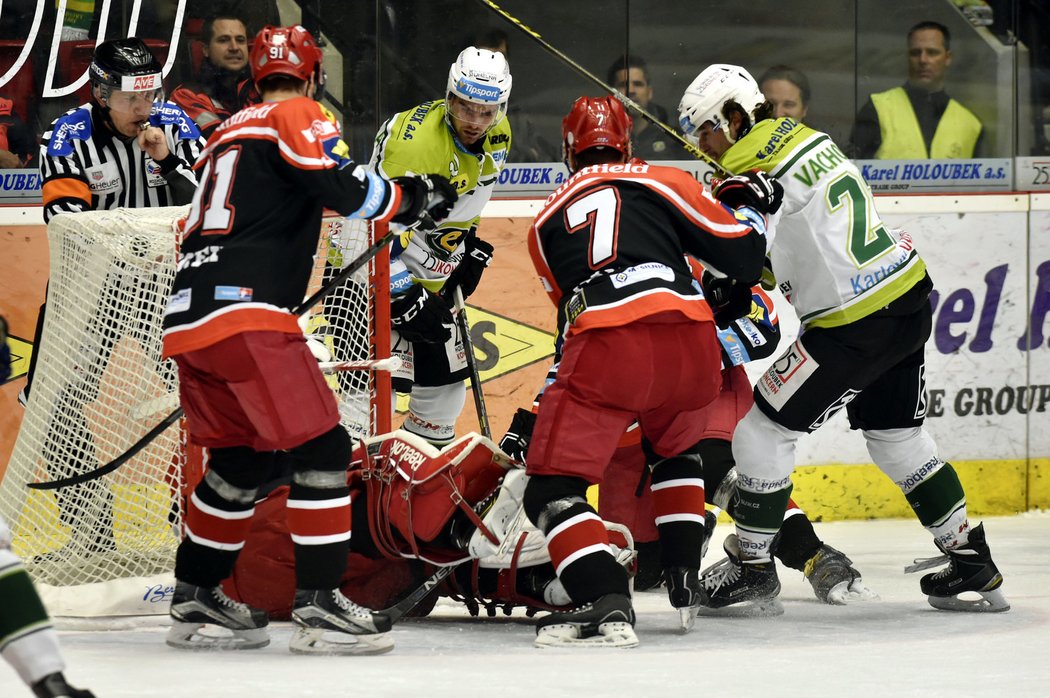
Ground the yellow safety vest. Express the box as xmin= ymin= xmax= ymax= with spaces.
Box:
xmin=871 ymin=87 xmax=981 ymax=158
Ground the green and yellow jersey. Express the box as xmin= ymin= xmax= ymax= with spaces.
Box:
xmin=722 ymin=117 xmax=927 ymax=329
xmin=370 ymin=100 xmax=512 ymax=296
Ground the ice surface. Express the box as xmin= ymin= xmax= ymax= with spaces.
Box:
xmin=2 ymin=513 xmax=1048 ymax=697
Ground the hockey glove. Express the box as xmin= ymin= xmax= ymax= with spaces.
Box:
xmin=713 ymin=169 xmax=784 ymax=215
xmin=701 ymin=271 xmax=754 ymax=329
xmin=391 ymin=174 xmax=458 ymax=228
xmin=499 ymin=408 xmax=537 ymax=463
xmin=443 ymin=235 xmax=494 ymax=300
xmin=391 ymin=284 xmax=453 ymax=344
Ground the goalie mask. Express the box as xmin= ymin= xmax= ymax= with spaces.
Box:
xmin=678 ymin=64 xmax=765 ymax=144
xmin=250 ymin=25 xmax=325 ymax=97
xmin=561 ymin=95 xmax=633 ymax=171
xmin=445 ymin=46 xmax=512 ymax=139
xmin=89 ymin=38 xmax=164 ymax=108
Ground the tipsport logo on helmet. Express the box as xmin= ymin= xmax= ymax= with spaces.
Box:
xmin=456 ymin=77 xmax=501 ymax=103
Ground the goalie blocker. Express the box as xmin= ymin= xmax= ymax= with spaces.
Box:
xmin=223 ymin=431 xmax=637 ymax=620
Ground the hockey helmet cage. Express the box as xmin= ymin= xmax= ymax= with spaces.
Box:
xmin=678 ymin=64 xmax=765 ymax=143
xmin=250 ymin=25 xmax=324 ymax=90
xmin=562 ymin=96 xmax=633 ymax=164
xmin=446 ymin=46 xmax=511 ymax=131
xmin=89 ymin=38 xmax=163 ymax=101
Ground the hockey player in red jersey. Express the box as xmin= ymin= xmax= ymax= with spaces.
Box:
xmin=521 ymin=96 xmax=778 ymax=647
xmin=161 ymin=25 xmax=458 ymax=655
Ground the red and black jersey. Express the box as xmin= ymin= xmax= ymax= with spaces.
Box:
xmin=528 ymin=161 xmax=767 ymax=341
xmin=170 ymin=78 xmax=260 ymax=140
xmin=162 ymin=96 xmax=402 ymax=357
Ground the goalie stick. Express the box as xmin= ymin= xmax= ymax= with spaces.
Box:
xmin=27 ymin=225 xmax=401 ymax=491
xmin=472 ymin=0 xmax=733 ymax=177
xmin=382 ymin=563 xmax=463 ymax=625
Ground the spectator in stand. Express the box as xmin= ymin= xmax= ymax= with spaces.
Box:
xmin=0 ymin=96 xmax=32 ymax=168
xmin=171 ymin=12 xmax=258 ymax=139
xmin=607 ymin=54 xmax=689 ymax=160
xmin=849 ymin=20 xmax=983 ymax=159
xmin=758 ymin=65 xmax=810 ymax=122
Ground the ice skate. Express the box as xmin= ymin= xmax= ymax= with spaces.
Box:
xmin=665 ymin=566 xmax=706 ymax=632
xmin=803 ymin=543 xmax=879 ymax=605
xmin=166 ymin=581 xmax=269 ymax=650
xmin=290 ymin=589 xmax=394 ymax=655
xmin=697 ymin=534 xmax=783 ymax=617
xmin=30 ymin=671 xmax=96 ymax=698
xmin=534 ymin=593 xmax=638 ymax=648
xmin=915 ymin=523 xmax=1009 ymax=613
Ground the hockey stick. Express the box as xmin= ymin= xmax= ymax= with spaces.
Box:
xmin=451 ymin=286 xmax=492 ymax=439
xmin=318 ymin=356 xmax=403 ymax=373
xmin=382 ymin=562 xmax=463 ymax=625
xmin=472 ymin=0 xmax=733 ymax=177
xmin=27 ymin=228 xmax=399 ymax=491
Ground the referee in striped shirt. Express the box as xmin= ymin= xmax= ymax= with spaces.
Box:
xmin=25 ymin=38 xmax=205 ymax=402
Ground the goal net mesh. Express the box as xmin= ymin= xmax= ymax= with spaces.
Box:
xmin=0 ymin=207 xmax=388 ymax=615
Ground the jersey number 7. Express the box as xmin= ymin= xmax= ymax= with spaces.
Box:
xmin=565 ymin=186 xmax=621 ymax=269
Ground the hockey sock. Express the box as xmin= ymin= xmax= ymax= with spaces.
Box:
xmin=904 ymin=463 xmax=969 ymax=549
xmin=288 ymin=426 xmax=354 ymax=590
xmin=771 ymin=509 xmax=823 ymax=571
xmin=524 ymin=476 xmax=629 ymax=604
xmin=0 ymin=550 xmax=65 ymax=685
xmin=177 ymin=458 xmax=266 ymax=588
xmin=650 ymin=454 xmax=705 ymax=570
xmin=732 ymin=479 xmax=794 ymax=561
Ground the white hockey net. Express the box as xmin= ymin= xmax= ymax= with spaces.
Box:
xmin=0 ymin=207 xmax=389 ymax=616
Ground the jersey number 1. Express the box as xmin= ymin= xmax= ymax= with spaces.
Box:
xmin=183 ymin=148 xmax=241 ymax=236
xmin=565 ymin=186 xmax=621 ymax=268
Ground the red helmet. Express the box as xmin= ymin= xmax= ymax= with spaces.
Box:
xmin=250 ymin=25 xmax=323 ymax=85
xmin=562 ymin=96 xmax=633 ymax=163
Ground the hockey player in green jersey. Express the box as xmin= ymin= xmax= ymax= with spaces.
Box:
xmin=677 ymin=64 xmax=1007 ymax=614
xmin=370 ymin=46 xmax=513 ymax=446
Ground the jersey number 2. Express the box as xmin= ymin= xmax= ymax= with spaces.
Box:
xmin=184 ymin=148 xmax=241 ymax=236
xmin=826 ymin=173 xmax=894 ymax=266
xmin=565 ymin=186 xmax=621 ymax=268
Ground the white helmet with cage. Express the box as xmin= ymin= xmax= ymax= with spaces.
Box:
xmin=678 ymin=64 xmax=765 ymax=143
xmin=445 ymin=46 xmax=512 ymax=135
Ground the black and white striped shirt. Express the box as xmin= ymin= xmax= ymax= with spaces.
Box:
xmin=39 ymin=101 xmax=205 ymax=223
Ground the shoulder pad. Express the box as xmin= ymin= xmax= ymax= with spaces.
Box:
xmin=47 ymin=107 xmax=93 ymax=157
xmin=149 ymin=102 xmax=202 ymax=140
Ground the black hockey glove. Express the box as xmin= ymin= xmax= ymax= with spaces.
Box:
xmin=391 ymin=174 xmax=458 ymax=228
xmin=701 ymin=271 xmax=754 ymax=329
xmin=499 ymin=408 xmax=537 ymax=463
xmin=443 ymin=235 xmax=494 ymax=300
xmin=713 ymin=169 xmax=783 ymax=215
xmin=391 ymin=285 xmax=453 ymax=344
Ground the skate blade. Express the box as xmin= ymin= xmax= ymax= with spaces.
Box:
xmin=289 ymin=627 xmax=395 ymax=655
xmin=825 ymin=579 xmax=881 ymax=605
xmin=678 ymin=606 xmax=699 ymax=633
xmin=165 ymin=622 xmax=269 ymax=650
xmin=927 ymin=587 xmax=1010 ymax=613
xmin=534 ymin=621 xmax=639 ymax=648
xmin=695 ymin=597 xmax=784 ymax=618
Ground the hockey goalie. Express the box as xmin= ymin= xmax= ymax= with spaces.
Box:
xmin=221 ymin=431 xmax=636 ymax=628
